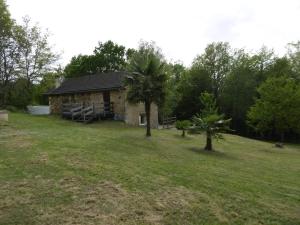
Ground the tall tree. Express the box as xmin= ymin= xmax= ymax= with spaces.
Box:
xmin=64 ymin=54 xmax=95 ymax=77
xmin=64 ymin=40 xmax=132 ymax=78
xmin=161 ymin=62 xmax=185 ymax=117
xmin=266 ymin=57 xmax=294 ymax=79
xmin=247 ymin=76 xmax=300 ymax=141
xmin=175 ymin=65 xmax=212 ymax=119
xmin=221 ymin=49 xmax=257 ymax=134
xmin=287 ymin=41 xmax=300 ymax=80
xmin=93 ymin=40 xmax=127 ymax=72
xmin=0 ymin=0 xmax=18 ymax=105
xmin=193 ymin=42 xmax=231 ymax=102
xmin=0 ymin=0 xmax=12 ymax=38
xmin=126 ymin=41 xmax=167 ymax=137
xmin=17 ymin=17 xmax=57 ymax=85
xmin=252 ymin=46 xmax=275 ymax=83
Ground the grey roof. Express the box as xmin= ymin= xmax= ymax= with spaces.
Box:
xmin=46 ymin=72 xmax=128 ymax=95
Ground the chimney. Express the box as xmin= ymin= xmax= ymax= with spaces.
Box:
xmin=55 ymin=77 xmax=64 ymax=88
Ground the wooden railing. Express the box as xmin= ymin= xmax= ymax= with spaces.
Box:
xmin=162 ymin=116 xmax=177 ymax=129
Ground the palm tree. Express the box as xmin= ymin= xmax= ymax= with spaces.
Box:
xmin=191 ymin=92 xmax=231 ymax=150
xmin=126 ymin=42 xmax=167 ymax=137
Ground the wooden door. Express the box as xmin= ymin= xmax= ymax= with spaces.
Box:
xmin=103 ymin=91 xmax=110 ymax=113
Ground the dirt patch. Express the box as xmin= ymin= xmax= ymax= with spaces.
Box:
xmin=0 ymin=178 xmax=222 ymax=225
xmin=30 ymin=152 xmax=49 ymax=165
xmin=56 ymin=181 xmax=209 ymax=225
xmin=0 ymin=128 xmax=34 ymax=150
xmin=64 ymin=155 xmax=96 ymax=171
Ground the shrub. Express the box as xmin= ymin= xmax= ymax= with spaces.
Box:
xmin=176 ymin=120 xmax=191 ymax=137
xmin=8 ymin=78 xmax=32 ymax=109
xmin=5 ymin=105 xmax=19 ymax=112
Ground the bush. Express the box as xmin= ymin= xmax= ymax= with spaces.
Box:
xmin=175 ymin=120 xmax=191 ymax=137
xmin=8 ymin=78 xmax=32 ymax=109
xmin=5 ymin=105 xmax=19 ymax=112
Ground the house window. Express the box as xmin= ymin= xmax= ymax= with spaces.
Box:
xmin=139 ymin=113 xmax=146 ymax=126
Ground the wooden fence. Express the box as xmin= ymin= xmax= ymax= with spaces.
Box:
xmin=162 ymin=116 xmax=177 ymax=129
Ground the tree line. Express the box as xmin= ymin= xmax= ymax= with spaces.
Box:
xmin=1 ymin=0 xmax=300 ymax=142
xmin=167 ymin=42 xmax=300 ymax=142
xmin=0 ymin=0 xmax=58 ymax=108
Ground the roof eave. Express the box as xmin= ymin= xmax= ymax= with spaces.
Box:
xmin=45 ymin=86 xmax=125 ymax=96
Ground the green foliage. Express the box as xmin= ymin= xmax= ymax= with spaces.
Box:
xmin=1 ymin=5 xmax=57 ymax=107
xmin=126 ymin=41 xmax=167 ymax=105
xmin=191 ymin=92 xmax=231 ymax=150
xmin=93 ymin=40 xmax=127 ymax=71
xmin=175 ymin=42 xmax=231 ymax=119
xmin=0 ymin=0 xmax=13 ymax=37
xmin=17 ymin=17 xmax=58 ymax=83
xmin=4 ymin=105 xmax=18 ymax=112
xmin=8 ymin=78 xmax=32 ymax=108
xmin=64 ymin=55 xmax=95 ymax=77
xmin=175 ymin=120 xmax=191 ymax=137
xmin=161 ymin=62 xmax=186 ymax=117
xmin=175 ymin=65 xmax=212 ymax=119
xmin=287 ymin=41 xmax=300 ymax=80
xmin=266 ymin=57 xmax=294 ymax=78
xmin=32 ymin=70 xmax=62 ymax=105
xmin=0 ymin=0 xmax=17 ymax=106
xmin=220 ymin=50 xmax=257 ymax=134
xmin=176 ymin=120 xmax=191 ymax=130
xmin=247 ymin=76 xmax=300 ymax=141
xmin=193 ymin=42 xmax=231 ymax=101
xmin=126 ymin=41 xmax=167 ymax=136
xmin=64 ymin=40 xmax=131 ymax=78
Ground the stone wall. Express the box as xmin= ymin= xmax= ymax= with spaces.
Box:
xmin=110 ymin=90 xmax=126 ymax=120
xmin=49 ymin=90 xmax=125 ymax=117
xmin=49 ymin=95 xmax=62 ymax=114
xmin=49 ymin=89 xmax=159 ymax=128
xmin=125 ymin=102 xmax=159 ymax=128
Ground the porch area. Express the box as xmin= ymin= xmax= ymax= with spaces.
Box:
xmin=61 ymin=102 xmax=114 ymax=123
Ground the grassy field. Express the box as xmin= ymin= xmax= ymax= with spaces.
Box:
xmin=0 ymin=113 xmax=299 ymax=225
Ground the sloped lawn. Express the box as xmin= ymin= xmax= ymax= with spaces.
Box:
xmin=0 ymin=113 xmax=299 ymax=225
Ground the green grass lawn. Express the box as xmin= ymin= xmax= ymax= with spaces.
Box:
xmin=0 ymin=113 xmax=299 ymax=225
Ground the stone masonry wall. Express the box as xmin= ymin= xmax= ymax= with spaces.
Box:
xmin=49 ymin=89 xmax=159 ymax=128
xmin=125 ymin=102 xmax=159 ymax=128
xmin=110 ymin=90 xmax=126 ymax=120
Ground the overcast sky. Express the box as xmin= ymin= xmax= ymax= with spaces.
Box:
xmin=6 ymin=0 xmax=300 ymax=66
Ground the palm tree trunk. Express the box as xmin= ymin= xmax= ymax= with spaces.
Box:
xmin=145 ymin=101 xmax=151 ymax=137
xmin=182 ymin=130 xmax=185 ymax=137
xmin=205 ymin=130 xmax=212 ymax=151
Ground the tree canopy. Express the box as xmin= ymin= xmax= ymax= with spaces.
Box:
xmin=0 ymin=0 xmax=58 ymax=108
xmin=191 ymin=92 xmax=231 ymax=150
xmin=64 ymin=40 xmax=133 ymax=78
xmin=247 ymin=76 xmax=300 ymax=141
xmin=126 ymin=41 xmax=167 ymax=136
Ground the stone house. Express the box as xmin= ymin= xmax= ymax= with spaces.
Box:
xmin=46 ymin=72 xmax=158 ymax=128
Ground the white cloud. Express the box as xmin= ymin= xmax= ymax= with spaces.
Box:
xmin=6 ymin=0 xmax=300 ymax=66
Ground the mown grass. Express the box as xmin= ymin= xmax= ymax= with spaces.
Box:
xmin=0 ymin=113 xmax=299 ymax=225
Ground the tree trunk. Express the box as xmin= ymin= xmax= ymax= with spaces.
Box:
xmin=145 ymin=101 xmax=151 ymax=137
xmin=205 ymin=130 xmax=212 ymax=151
xmin=280 ymin=132 xmax=285 ymax=143
xmin=182 ymin=129 xmax=185 ymax=137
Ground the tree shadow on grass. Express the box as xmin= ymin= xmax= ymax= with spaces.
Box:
xmin=172 ymin=134 xmax=194 ymax=140
xmin=187 ymin=147 xmax=236 ymax=160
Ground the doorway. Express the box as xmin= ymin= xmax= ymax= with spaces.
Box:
xmin=103 ymin=91 xmax=110 ymax=113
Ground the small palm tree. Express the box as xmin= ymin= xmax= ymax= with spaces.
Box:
xmin=176 ymin=120 xmax=191 ymax=137
xmin=126 ymin=42 xmax=167 ymax=137
xmin=191 ymin=92 xmax=231 ymax=150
